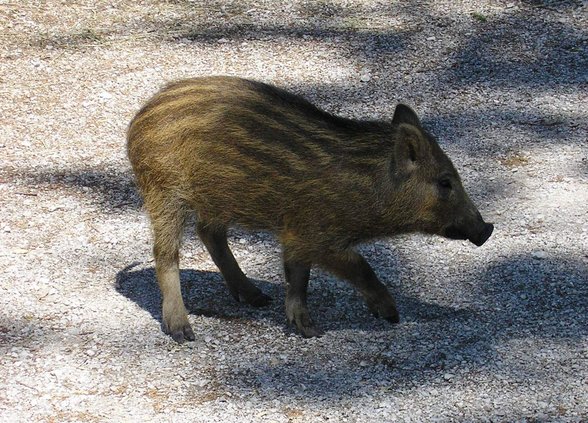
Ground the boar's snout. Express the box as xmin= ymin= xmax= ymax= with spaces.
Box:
xmin=469 ymin=222 xmax=494 ymax=246
xmin=444 ymin=222 xmax=493 ymax=246
xmin=444 ymin=207 xmax=494 ymax=247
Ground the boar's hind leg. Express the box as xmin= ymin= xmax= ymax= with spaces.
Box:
xmin=196 ymin=222 xmax=271 ymax=307
xmin=321 ymin=251 xmax=400 ymax=324
xmin=150 ymin=201 xmax=195 ymax=343
xmin=283 ymin=258 xmax=323 ymax=338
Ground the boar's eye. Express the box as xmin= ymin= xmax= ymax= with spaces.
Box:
xmin=438 ymin=178 xmax=452 ymax=190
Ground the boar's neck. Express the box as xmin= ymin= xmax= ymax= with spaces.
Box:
xmin=293 ymin=120 xmax=403 ymax=246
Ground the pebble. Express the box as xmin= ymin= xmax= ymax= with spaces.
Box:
xmin=99 ymin=91 xmax=113 ymax=100
xmin=531 ymin=251 xmax=548 ymax=260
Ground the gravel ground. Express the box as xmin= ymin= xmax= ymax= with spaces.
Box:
xmin=1 ymin=0 xmax=587 ymax=422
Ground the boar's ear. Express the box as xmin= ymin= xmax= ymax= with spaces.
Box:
xmin=392 ymin=104 xmax=422 ymax=128
xmin=394 ymin=124 xmax=429 ymax=174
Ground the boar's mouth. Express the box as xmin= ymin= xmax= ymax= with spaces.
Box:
xmin=444 ymin=223 xmax=494 ymax=247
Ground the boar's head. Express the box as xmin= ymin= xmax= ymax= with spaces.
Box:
xmin=389 ymin=104 xmax=493 ymax=246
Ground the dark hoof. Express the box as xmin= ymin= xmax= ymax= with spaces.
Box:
xmin=286 ymin=307 xmax=324 ymax=338
xmin=163 ymin=321 xmax=195 ymax=344
xmin=372 ymin=308 xmax=400 ymax=324
xmin=367 ymin=297 xmax=400 ymax=324
xmin=384 ymin=313 xmax=400 ymax=324
xmin=298 ymin=325 xmax=324 ymax=338
xmin=241 ymin=291 xmax=272 ymax=307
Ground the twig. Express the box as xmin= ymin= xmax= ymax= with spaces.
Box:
xmin=16 ymin=380 xmax=38 ymax=391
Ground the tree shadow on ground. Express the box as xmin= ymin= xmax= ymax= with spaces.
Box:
xmin=232 ymin=252 xmax=585 ymax=398
xmin=115 ymin=248 xmax=588 ymax=399
xmin=165 ymin=0 xmax=588 ymax=90
xmin=442 ymin=13 xmax=587 ymax=90
xmin=520 ymin=0 xmax=585 ymax=10
xmin=2 ymin=167 xmax=141 ymax=212
xmin=114 ymin=239 xmax=588 ymax=398
xmin=29 ymin=0 xmax=587 ymax=95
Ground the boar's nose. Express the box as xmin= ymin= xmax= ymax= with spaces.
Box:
xmin=470 ymin=223 xmax=494 ymax=247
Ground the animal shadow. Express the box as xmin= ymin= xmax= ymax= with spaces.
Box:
xmin=115 ymin=260 xmax=469 ymax=336
xmin=115 ymin=263 xmax=283 ymax=324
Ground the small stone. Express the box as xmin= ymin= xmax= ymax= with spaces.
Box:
xmin=196 ymin=379 xmax=209 ymax=387
xmin=85 ymin=349 xmax=96 ymax=357
xmin=531 ymin=251 xmax=547 ymax=260
xmin=99 ymin=91 xmax=113 ymax=100
xmin=443 ymin=373 xmax=454 ymax=381
xmin=360 ymin=74 xmax=371 ymax=82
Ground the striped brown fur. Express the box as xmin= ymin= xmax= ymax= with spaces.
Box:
xmin=127 ymin=76 xmax=493 ymax=341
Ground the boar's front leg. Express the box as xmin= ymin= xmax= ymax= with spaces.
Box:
xmin=283 ymin=257 xmax=324 ymax=338
xmin=196 ymin=222 xmax=271 ymax=307
xmin=320 ymin=251 xmax=400 ymax=324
